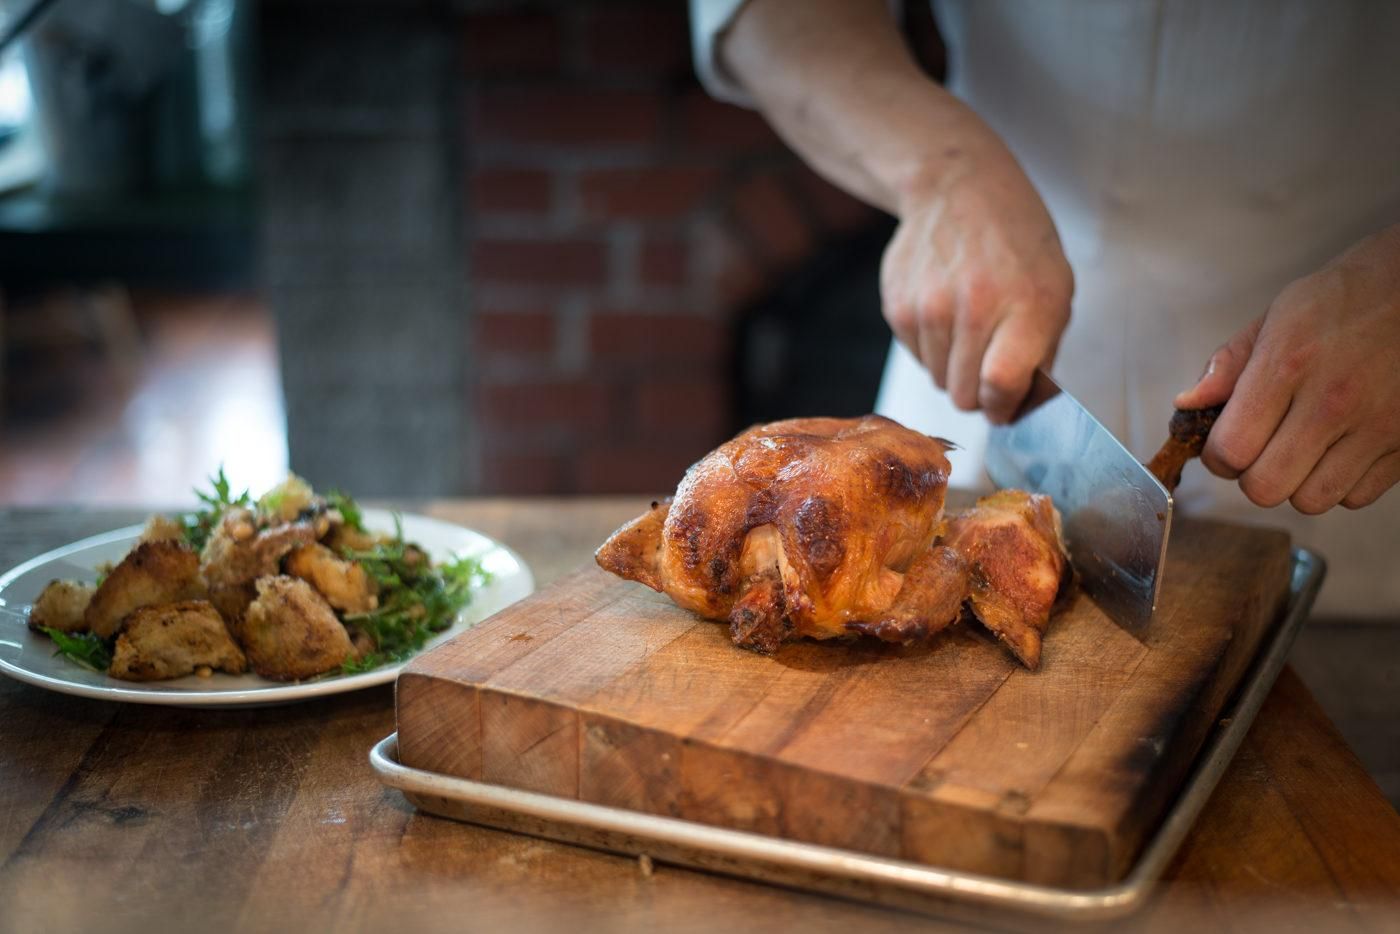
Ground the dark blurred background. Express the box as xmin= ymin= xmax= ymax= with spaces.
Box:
xmin=0 ymin=0 xmax=947 ymax=504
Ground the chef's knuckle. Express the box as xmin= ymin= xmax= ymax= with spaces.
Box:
xmin=884 ymin=295 xmax=916 ymax=333
xmin=962 ymin=275 xmax=1001 ymax=319
xmin=1239 ymin=470 xmax=1287 ymax=508
xmin=1316 ymin=375 xmax=1361 ymax=423
xmin=919 ymin=291 xmax=955 ymax=328
xmin=951 ymin=380 xmax=980 ymax=412
xmin=981 ymin=359 xmax=1024 ymax=397
xmin=1207 ymin=436 xmax=1253 ymax=476
xmin=1341 ymin=489 xmax=1376 ymax=510
xmin=1290 ymin=488 xmax=1334 ymax=516
xmin=1272 ymin=340 xmax=1316 ymax=382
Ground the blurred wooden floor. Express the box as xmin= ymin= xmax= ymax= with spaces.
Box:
xmin=0 ymin=290 xmax=287 ymax=507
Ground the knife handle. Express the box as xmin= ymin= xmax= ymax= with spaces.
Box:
xmin=1147 ymin=404 xmax=1224 ymax=492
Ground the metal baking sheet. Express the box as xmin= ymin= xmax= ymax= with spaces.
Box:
xmin=371 ymin=548 xmax=1325 ymax=923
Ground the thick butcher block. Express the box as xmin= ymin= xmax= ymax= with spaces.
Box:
xmin=396 ymin=516 xmax=1292 ymax=889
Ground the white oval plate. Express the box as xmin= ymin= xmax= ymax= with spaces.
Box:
xmin=0 ymin=509 xmax=534 ymax=707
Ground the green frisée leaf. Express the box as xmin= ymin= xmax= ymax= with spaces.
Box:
xmin=325 ymin=490 xmax=365 ymax=533
xmin=41 ymin=627 xmax=112 ymax=672
xmin=338 ymin=521 xmax=492 ymax=675
xmin=182 ymin=466 xmax=252 ymax=552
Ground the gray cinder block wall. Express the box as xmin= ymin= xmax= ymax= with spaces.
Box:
xmin=258 ymin=0 xmax=467 ymax=496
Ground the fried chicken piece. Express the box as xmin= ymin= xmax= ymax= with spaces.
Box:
xmin=284 ymin=543 xmax=377 ymax=614
xmin=200 ymin=508 xmax=319 ymax=622
xmin=940 ymin=490 xmax=1069 ymax=670
xmin=138 ymin=514 xmax=186 ymax=544
xmin=238 ymin=576 xmax=354 ymax=681
xmin=109 ymin=600 xmax=247 ymax=681
xmin=84 ymin=541 xmax=206 ymax=639
xmin=28 ymin=579 xmax=96 ymax=634
xmin=597 ymin=415 xmax=955 ymax=653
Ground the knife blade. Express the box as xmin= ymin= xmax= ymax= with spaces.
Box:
xmin=984 ymin=370 xmax=1172 ymax=629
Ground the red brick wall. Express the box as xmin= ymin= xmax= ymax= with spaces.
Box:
xmin=461 ymin=1 xmax=884 ymax=494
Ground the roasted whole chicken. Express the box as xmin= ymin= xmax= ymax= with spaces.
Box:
xmin=596 ymin=415 xmax=1070 ymax=668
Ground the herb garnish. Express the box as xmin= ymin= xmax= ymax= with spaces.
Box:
xmin=326 ymin=490 xmax=365 ymax=532
xmin=339 ymin=516 xmax=490 ymax=673
xmin=182 ymin=467 xmax=252 ymax=552
xmin=41 ymin=627 xmax=112 ymax=672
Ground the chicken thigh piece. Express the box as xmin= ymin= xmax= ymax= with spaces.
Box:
xmin=109 ymin=600 xmax=248 ymax=681
xmin=238 ymin=576 xmax=354 ymax=681
xmin=940 ymin=490 xmax=1069 ymax=670
xmin=596 ymin=416 xmax=955 ymax=653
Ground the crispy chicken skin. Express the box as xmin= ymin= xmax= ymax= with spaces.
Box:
xmin=845 ymin=545 xmax=970 ymax=644
xmin=84 ymin=541 xmax=206 ymax=639
xmin=238 ymin=576 xmax=354 ymax=681
xmin=200 ymin=508 xmax=319 ymax=622
xmin=109 ymin=600 xmax=247 ymax=681
xmin=941 ymin=490 xmax=1069 ymax=670
xmin=284 ymin=543 xmax=377 ymax=614
xmin=597 ymin=417 xmax=1072 ymax=668
xmin=597 ymin=415 xmax=955 ymax=652
xmin=28 ymin=579 xmax=96 ymax=634
xmin=138 ymin=514 xmax=186 ymax=544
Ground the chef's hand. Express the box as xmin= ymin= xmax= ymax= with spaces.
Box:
xmin=1175 ymin=224 xmax=1400 ymax=513
xmin=881 ymin=160 xmax=1074 ymax=424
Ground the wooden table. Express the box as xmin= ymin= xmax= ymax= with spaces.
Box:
xmin=2 ymin=499 xmax=1398 ymax=933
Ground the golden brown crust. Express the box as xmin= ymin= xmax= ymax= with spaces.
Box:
xmin=109 ymin=600 xmax=247 ymax=681
xmin=594 ymin=500 xmax=671 ymax=592
xmin=597 ymin=415 xmax=953 ymax=646
xmin=283 ymin=543 xmax=377 ymax=614
xmin=941 ymin=490 xmax=1068 ymax=670
xmin=200 ymin=508 xmax=319 ymax=622
xmin=237 ymin=576 xmax=354 ymax=681
xmin=84 ymin=541 xmax=205 ymax=639
xmin=846 ymin=545 xmax=968 ymax=644
xmin=664 ymin=416 xmax=951 ymax=635
xmin=28 ymin=579 xmax=96 ymax=634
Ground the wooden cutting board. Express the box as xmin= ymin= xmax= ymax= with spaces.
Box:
xmin=397 ymin=516 xmax=1292 ymax=889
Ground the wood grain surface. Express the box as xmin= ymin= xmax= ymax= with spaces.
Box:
xmin=0 ymin=500 xmax=1397 ymax=933
xmin=398 ymin=515 xmax=1291 ymax=888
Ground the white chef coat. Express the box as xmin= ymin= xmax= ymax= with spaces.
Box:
xmin=691 ymin=0 xmax=1400 ymax=616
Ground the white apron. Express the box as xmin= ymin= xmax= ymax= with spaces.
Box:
xmin=876 ymin=0 xmax=1400 ymax=617
xmin=692 ymin=0 xmax=1400 ymax=616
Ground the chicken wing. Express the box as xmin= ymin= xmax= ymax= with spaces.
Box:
xmin=109 ymin=600 xmax=247 ymax=681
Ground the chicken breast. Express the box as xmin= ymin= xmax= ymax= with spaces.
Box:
xmin=84 ymin=541 xmax=206 ymax=639
xmin=109 ymin=600 xmax=248 ymax=681
xmin=238 ymin=576 xmax=354 ymax=681
xmin=28 ymin=579 xmax=97 ymax=634
xmin=200 ymin=508 xmax=319 ymax=622
xmin=283 ymin=543 xmax=377 ymax=614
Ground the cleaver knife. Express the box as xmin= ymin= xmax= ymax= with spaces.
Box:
xmin=984 ymin=370 xmax=1171 ymax=630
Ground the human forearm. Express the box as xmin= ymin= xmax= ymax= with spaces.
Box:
xmin=721 ymin=0 xmax=1017 ymax=215
xmin=719 ymin=0 xmax=1073 ymax=421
